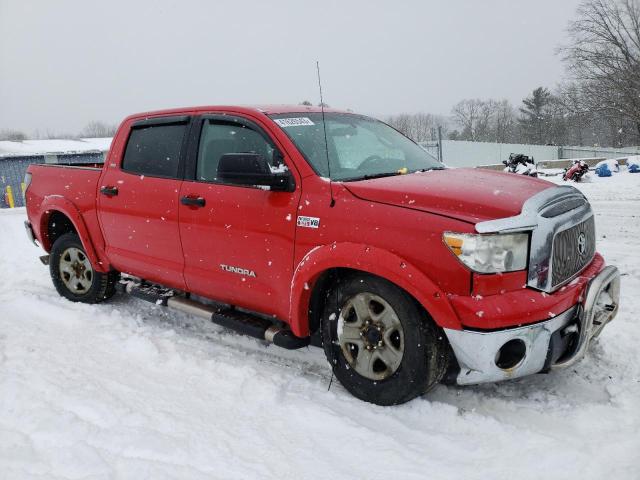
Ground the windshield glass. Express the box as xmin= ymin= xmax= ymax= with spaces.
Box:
xmin=269 ymin=113 xmax=442 ymax=181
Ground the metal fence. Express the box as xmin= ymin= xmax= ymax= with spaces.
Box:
xmin=420 ymin=140 xmax=559 ymax=167
xmin=0 ymin=152 xmax=105 ymax=208
xmin=3 ymin=140 xmax=639 ymax=208
xmin=560 ymin=145 xmax=640 ymax=160
xmin=420 ymin=140 xmax=640 ymax=168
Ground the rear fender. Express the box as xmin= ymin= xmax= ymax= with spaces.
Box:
xmin=38 ymin=196 xmax=109 ymax=273
xmin=288 ymin=242 xmax=462 ymax=337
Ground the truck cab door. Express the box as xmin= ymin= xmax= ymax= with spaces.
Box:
xmin=179 ymin=114 xmax=301 ymax=320
xmin=98 ymin=116 xmax=191 ymax=290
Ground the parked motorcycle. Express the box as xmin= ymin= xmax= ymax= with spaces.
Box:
xmin=563 ymin=159 xmax=590 ymax=182
xmin=502 ymin=153 xmax=538 ymax=177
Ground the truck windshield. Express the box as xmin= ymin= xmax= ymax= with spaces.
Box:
xmin=269 ymin=113 xmax=442 ymax=181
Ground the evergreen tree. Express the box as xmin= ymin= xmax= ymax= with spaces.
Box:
xmin=519 ymin=87 xmax=552 ymax=144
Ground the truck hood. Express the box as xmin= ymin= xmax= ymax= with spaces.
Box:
xmin=342 ymin=168 xmax=554 ymax=224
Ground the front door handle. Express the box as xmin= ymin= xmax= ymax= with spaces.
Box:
xmin=100 ymin=186 xmax=119 ymax=196
xmin=180 ymin=196 xmax=206 ymax=207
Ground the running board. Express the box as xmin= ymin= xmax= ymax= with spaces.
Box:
xmin=116 ymin=280 xmax=310 ymax=350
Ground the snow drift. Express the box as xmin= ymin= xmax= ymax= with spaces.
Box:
xmin=0 ymin=174 xmax=639 ymax=479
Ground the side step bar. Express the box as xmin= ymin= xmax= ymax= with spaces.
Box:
xmin=116 ymin=280 xmax=310 ymax=350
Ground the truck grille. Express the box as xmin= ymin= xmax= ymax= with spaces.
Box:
xmin=551 ymin=216 xmax=595 ymax=288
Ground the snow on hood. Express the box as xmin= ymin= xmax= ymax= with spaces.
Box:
xmin=341 ymin=168 xmax=555 ymax=224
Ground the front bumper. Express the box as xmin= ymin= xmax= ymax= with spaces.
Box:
xmin=444 ymin=265 xmax=620 ymax=385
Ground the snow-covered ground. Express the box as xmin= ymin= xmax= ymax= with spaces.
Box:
xmin=0 ymin=138 xmax=111 ymax=158
xmin=1 ymin=172 xmax=639 ymax=479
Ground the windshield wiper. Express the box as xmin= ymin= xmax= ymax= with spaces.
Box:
xmin=340 ymin=171 xmax=403 ymax=182
xmin=413 ymin=167 xmax=445 ymax=173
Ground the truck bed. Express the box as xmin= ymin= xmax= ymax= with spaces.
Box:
xmin=25 ymin=163 xmax=105 ymax=254
xmin=34 ymin=162 xmax=104 ymax=170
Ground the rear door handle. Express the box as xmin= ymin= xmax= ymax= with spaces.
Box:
xmin=180 ymin=196 xmax=206 ymax=207
xmin=100 ymin=186 xmax=118 ymax=196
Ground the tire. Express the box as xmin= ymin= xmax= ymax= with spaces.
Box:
xmin=321 ymin=274 xmax=447 ymax=406
xmin=50 ymin=232 xmax=119 ymax=303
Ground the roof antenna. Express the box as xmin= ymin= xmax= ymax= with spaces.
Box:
xmin=316 ymin=61 xmax=335 ymax=207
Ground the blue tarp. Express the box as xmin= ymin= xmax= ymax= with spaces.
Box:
xmin=595 ymin=164 xmax=612 ymax=177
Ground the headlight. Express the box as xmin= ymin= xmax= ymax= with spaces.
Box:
xmin=443 ymin=232 xmax=528 ymax=273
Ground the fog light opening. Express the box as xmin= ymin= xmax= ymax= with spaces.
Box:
xmin=495 ymin=339 xmax=526 ymax=370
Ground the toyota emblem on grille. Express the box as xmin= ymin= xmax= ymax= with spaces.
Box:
xmin=577 ymin=232 xmax=587 ymax=255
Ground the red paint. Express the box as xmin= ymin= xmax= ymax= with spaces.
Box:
xmin=25 ymin=105 xmax=612 ymax=338
xmin=454 ymin=254 xmax=605 ymax=329
xmin=343 ymin=168 xmax=553 ymax=223
xmin=472 ymin=271 xmax=528 ymax=297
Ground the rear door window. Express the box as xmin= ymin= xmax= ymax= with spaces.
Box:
xmin=122 ymin=123 xmax=187 ymax=178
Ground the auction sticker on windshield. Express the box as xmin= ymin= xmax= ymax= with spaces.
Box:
xmin=274 ymin=117 xmax=315 ymax=127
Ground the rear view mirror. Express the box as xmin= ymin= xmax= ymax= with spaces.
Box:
xmin=217 ymin=153 xmax=294 ymax=191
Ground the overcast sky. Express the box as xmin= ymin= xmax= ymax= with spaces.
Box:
xmin=0 ymin=0 xmax=583 ymax=135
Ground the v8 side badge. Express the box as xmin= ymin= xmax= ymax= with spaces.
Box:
xmin=297 ymin=216 xmax=320 ymax=229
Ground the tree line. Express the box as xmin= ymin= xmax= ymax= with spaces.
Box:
xmin=387 ymin=0 xmax=640 ymax=148
xmin=0 ymin=121 xmax=118 ymax=142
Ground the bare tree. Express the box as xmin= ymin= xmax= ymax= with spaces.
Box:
xmin=451 ymin=99 xmax=484 ymax=141
xmin=556 ymin=82 xmax=589 ymax=145
xmin=41 ymin=130 xmax=78 ymax=140
xmin=412 ymin=113 xmax=435 ymax=142
xmin=451 ymin=99 xmax=517 ymax=143
xmin=385 ymin=113 xmax=448 ymax=142
xmin=493 ymin=100 xmax=517 ymax=143
xmin=475 ymin=100 xmax=498 ymax=141
xmin=0 ymin=130 xmax=28 ymax=141
xmin=80 ymin=121 xmax=117 ymax=138
xmin=386 ymin=113 xmax=412 ymax=137
xmin=561 ymin=0 xmax=640 ymax=140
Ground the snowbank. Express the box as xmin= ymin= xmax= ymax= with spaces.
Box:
xmin=0 ymin=138 xmax=111 ymax=158
xmin=1 ymin=174 xmax=639 ymax=478
xmin=595 ymin=158 xmax=620 ymax=172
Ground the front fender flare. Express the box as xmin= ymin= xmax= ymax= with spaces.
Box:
xmin=288 ymin=242 xmax=462 ymax=337
xmin=39 ymin=195 xmax=109 ymax=273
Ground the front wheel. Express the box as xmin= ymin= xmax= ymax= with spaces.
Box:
xmin=321 ymin=274 xmax=447 ymax=405
xmin=50 ymin=232 xmax=118 ymax=303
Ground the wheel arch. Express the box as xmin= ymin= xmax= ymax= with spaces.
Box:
xmin=289 ymin=242 xmax=462 ymax=337
xmin=45 ymin=210 xmax=77 ymax=247
xmin=38 ymin=197 xmax=109 ymax=273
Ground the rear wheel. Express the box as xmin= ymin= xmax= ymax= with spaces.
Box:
xmin=50 ymin=233 xmax=118 ymax=303
xmin=321 ymin=274 xmax=447 ymax=405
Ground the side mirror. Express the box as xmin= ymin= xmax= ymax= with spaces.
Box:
xmin=217 ymin=153 xmax=294 ymax=192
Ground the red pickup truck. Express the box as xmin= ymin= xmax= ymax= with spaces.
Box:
xmin=24 ymin=105 xmax=620 ymax=405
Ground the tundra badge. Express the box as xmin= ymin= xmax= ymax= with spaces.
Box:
xmin=220 ymin=264 xmax=257 ymax=278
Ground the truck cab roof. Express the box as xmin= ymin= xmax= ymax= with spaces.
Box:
xmin=125 ymin=104 xmax=350 ymax=122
